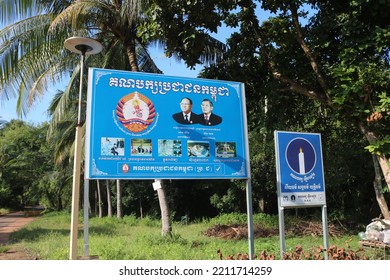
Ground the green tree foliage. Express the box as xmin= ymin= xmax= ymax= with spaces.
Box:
xmin=0 ymin=121 xmax=55 ymax=209
xmin=143 ymin=0 xmax=232 ymax=68
xmin=195 ymin=0 xmax=389 ymax=218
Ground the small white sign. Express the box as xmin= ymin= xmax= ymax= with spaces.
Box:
xmin=152 ymin=180 xmax=162 ymax=190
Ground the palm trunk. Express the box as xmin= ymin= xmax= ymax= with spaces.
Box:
xmin=139 ymin=198 xmax=143 ymax=219
xmin=124 ymin=41 xmax=170 ymax=233
xmin=126 ymin=44 xmax=139 ymax=72
xmin=155 ymin=180 xmax=171 ymax=236
xmin=116 ymin=179 xmax=122 ymax=218
xmin=97 ymin=180 xmax=103 ymax=218
xmin=106 ymin=180 xmax=112 ymax=217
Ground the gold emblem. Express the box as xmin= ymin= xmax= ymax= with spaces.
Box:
xmin=116 ymin=92 xmax=155 ymax=133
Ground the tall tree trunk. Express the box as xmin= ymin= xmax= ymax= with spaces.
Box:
xmin=125 ymin=42 xmax=169 ymax=233
xmin=106 ymin=180 xmax=112 ymax=217
xmin=116 ymin=179 xmax=122 ymax=218
xmin=377 ymin=154 xmax=390 ymax=190
xmin=291 ymin=2 xmax=390 ymax=218
xmin=139 ymin=198 xmax=143 ymax=219
xmin=259 ymin=95 xmax=268 ymax=213
xmin=357 ymin=120 xmax=390 ymax=219
xmin=57 ymin=193 xmax=62 ymax=211
xmin=155 ymin=179 xmax=171 ymax=236
xmin=97 ymin=180 xmax=103 ymax=218
xmin=372 ymin=154 xmax=390 ymax=219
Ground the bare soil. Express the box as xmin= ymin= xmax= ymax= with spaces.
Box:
xmin=0 ymin=211 xmax=39 ymax=260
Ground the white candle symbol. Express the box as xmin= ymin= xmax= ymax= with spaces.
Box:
xmin=298 ymin=147 xmax=305 ymax=174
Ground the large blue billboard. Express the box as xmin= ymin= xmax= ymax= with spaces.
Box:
xmin=274 ymin=131 xmax=326 ymax=207
xmin=85 ymin=68 xmax=250 ymax=180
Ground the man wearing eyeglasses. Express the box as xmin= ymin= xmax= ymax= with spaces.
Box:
xmin=172 ymin=97 xmax=201 ymax=124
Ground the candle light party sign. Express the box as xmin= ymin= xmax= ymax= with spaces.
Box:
xmin=274 ymin=131 xmax=326 ymax=207
xmin=85 ymin=68 xmax=250 ymax=180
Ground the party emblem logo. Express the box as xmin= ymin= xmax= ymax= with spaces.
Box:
xmin=116 ymin=92 xmax=156 ymax=133
xmin=121 ymin=164 xmax=130 ymax=173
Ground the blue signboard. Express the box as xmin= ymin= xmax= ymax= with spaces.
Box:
xmin=85 ymin=68 xmax=250 ymax=180
xmin=274 ymin=131 xmax=326 ymax=207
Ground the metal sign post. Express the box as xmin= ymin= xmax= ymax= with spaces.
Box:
xmin=246 ymin=179 xmax=254 ymax=259
xmin=83 ymin=179 xmax=90 ymax=257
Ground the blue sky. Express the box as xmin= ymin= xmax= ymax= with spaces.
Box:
xmin=0 ymin=49 xmax=204 ymax=125
xmin=0 ymin=5 xmax=277 ymax=125
xmin=1 ymin=31 xmax=236 ymax=125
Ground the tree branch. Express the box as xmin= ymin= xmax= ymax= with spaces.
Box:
xmin=245 ymin=7 xmax=330 ymax=104
xmin=289 ymin=3 xmax=331 ymax=103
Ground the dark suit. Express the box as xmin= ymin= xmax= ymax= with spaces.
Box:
xmin=201 ymin=113 xmax=222 ymax=126
xmin=172 ymin=112 xmax=201 ymax=124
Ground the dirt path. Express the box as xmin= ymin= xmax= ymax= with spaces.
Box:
xmin=0 ymin=211 xmax=38 ymax=260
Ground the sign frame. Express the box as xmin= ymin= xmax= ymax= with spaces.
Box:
xmin=274 ymin=130 xmax=326 ymax=208
xmin=85 ymin=68 xmax=251 ymax=180
xmin=274 ymin=130 xmax=329 ymax=259
xmin=82 ymin=68 xmax=255 ymax=259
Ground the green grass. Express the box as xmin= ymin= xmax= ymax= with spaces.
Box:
xmin=0 ymin=208 xmax=11 ymax=215
xmin=0 ymin=245 xmax=10 ymax=253
xmin=7 ymin=211 xmax=389 ymax=260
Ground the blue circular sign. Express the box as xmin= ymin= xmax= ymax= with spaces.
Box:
xmin=285 ymin=138 xmax=316 ymax=175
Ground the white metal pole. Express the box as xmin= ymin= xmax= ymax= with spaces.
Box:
xmin=65 ymin=36 xmax=102 ymax=260
xmin=83 ymin=179 xmax=90 ymax=257
xmin=69 ymin=49 xmax=86 ymax=260
xmin=278 ymin=206 xmax=286 ymax=259
xmin=246 ymin=179 xmax=254 ymax=259
xmin=322 ymin=205 xmax=329 ymax=260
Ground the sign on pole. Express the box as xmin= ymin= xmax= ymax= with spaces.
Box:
xmin=84 ymin=68 xmax=254 ymax=258
xmin=85 ymin=68 xmax=250 ymax=180
xmin=274 ymin=130 xmax=326 ymax=207
xmin=274 ymin=130 xmax=328 ymax=259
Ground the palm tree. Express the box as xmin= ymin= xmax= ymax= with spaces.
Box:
xmin=50 ymin=0 xmax=175 ymax=235
xmin=0 ymin=1 xmax=70 ymax=116
xmin=0 ymin=0 xmax=168 ymax=233
xmin=1 ymin=0 xmax=228 ymax=236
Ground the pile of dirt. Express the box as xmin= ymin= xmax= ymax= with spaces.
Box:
xmin=203 ymin=224 xmax=278 ymax=239
xmin=287 ymin=220 xmax=347 ymax=237
xmin=204 ymin=220 xmax=347 ymax=240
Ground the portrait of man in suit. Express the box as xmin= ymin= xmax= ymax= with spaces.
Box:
xmin=172 ymin=97 xmax=200 ymax=124
xmin=200 ymin=99 xmax=222 ymax=126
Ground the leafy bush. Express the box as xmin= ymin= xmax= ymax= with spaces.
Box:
xmin=207 ymin=213 xmax=278 ymax=228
